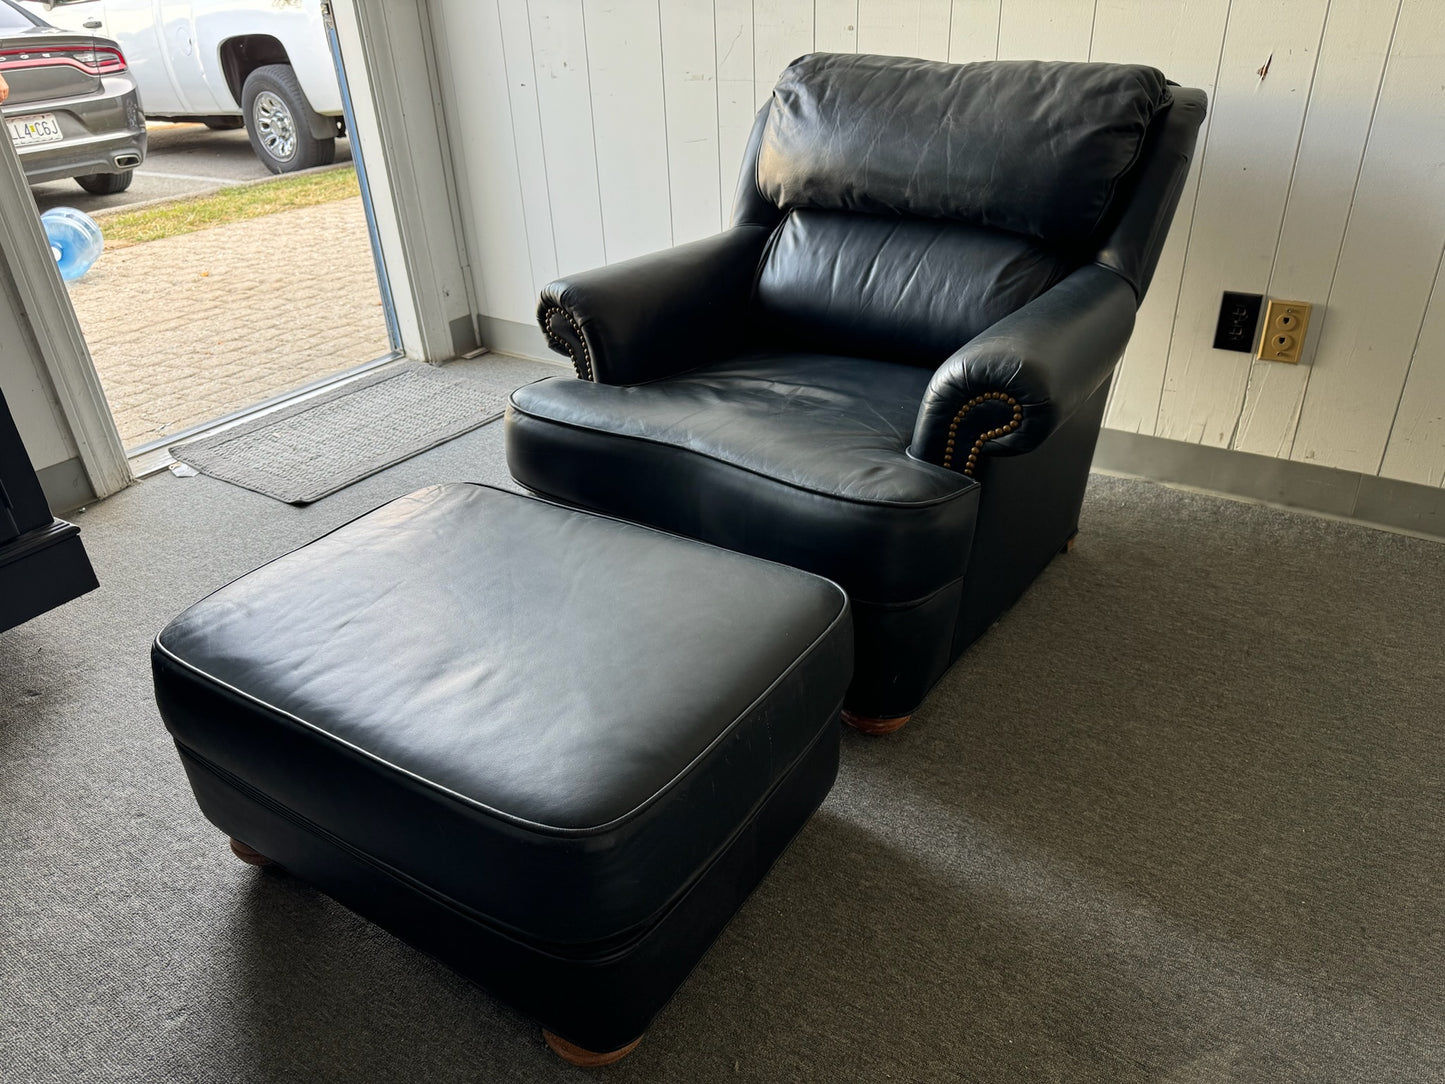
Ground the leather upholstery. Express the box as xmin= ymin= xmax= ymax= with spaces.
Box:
xmin=909 ymin=265 xmax=1139 ymax=464
xmin=755 ymin=210 xmax=1074 ymax=366
xmin=1094 ymin=86 xmax=1209 ymax=298
xmin=511 ymin=54 xmax=1206 ymax=717
xmin=153 ymin=484 xmax=852 ymax=1052
xmin=759 ymin=54 xmax=1171 ymax=243
xmin=154 ymin=484 xmax=851 ymax=946
xmin=510 ymin=354 xmax=978 ymax=602
xmin=539 ymin=224 xmax=770 ymax=384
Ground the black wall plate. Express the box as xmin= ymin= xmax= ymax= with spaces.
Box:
xmin=1214 ymin=292 xmax=1264 ymax=352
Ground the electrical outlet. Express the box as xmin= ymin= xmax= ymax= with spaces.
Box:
xmin=1256 ymin=300 xmax=1312 ymax=364
xmin=1213 ymin=291 xmax=1264 ymax=352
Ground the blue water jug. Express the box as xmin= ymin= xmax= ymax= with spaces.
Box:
xmin=40 ymin=207 xmax=104 ymax=282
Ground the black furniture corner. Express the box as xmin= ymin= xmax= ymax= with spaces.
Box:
xmin=1 ymin=388 xmax=97 ymax=634
xmin=507 ymin=53 xmax=1207 ymax=729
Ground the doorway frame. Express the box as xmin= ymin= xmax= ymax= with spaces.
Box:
xmin=3 ymin=0 xmax=480 ymax=505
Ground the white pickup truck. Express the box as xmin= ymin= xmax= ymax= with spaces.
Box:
xmin=22 ymin=0 xmax=343 ymax=172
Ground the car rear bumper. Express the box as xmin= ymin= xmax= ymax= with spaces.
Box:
xmin=6 ymin=81 xmax=145 ymax=183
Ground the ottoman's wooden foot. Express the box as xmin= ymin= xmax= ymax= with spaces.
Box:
xmin=542 ymin=1030 xmax=642 ymax=1067
xmin=1060 ymin=530 xmax=1078 ymax=554
xmin=842 ymin=710 xmax=912 ymax=735
xmin=228 ymin=837 xmax=274 ymax=867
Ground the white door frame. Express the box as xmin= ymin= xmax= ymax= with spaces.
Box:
xmin=326 ymin=0 xmax=480 ymax=362
xmin=2 ymin=0 xmax=476 ymax=507
xmin=0 ymin=137 xmax=130 ymax=502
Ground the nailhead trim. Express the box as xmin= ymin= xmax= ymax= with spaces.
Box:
xmin=540 ymin=305 xmax=595 ymax=381
xmin=942 ymin=392 xmax=1023 ymax=475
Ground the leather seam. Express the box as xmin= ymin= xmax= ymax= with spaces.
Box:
xmin=154 ymin=592 xmax=851 ymax=840
xmin=174 ymin=717 xmax=841 ymax=959
xmin=540 ymin=305 xmax=595 ymax=382
xmin=942 ymin=393 xmax=1023 ymax=475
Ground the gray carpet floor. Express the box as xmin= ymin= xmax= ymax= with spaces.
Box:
xmin=3 ymin=352 xmax=1443 ymax=1082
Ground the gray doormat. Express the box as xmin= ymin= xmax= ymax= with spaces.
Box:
xmin=169 ymin=363 xmax=508 ymax=504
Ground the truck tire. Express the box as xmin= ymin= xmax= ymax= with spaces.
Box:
xmin=74 ymin=170 xmax=134 ymax=195
xmin=241 ymin=64 xmax=335 ymax=174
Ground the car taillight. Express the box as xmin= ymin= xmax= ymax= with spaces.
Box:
xmin=0 ymin=45 xmax=128 ymax=76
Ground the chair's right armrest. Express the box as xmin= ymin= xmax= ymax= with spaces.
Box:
xmin=909 ymin=265 xmax=1136 ymax=474
xmin=538 ymin=224 xmax=771 ymax=385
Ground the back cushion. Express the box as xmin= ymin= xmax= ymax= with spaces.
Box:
xmin=753 ymin=209 xmax=1075 ymax=366
xmin=758 ymin=54 xmax=1170 ymax=244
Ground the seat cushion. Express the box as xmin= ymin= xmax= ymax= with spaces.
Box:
xmin=506 ymin=354 xmax=980 ymax=603
xmin=153 ymin=484 xmax=851 ymax=947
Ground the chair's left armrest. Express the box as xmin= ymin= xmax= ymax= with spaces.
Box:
xmin=909 ymin=265 xmax=1136 ymax=473
xmin=538 ymin=225 xmax=771 ymax=385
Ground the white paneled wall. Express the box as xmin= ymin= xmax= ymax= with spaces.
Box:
xmin=433 ymin=0 xmax=1445 ymax=490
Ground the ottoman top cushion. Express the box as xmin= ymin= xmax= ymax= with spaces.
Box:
xmin=155 ymin=484 xmax=849 ymax=834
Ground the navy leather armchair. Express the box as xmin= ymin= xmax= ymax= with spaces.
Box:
xmin=507 ymin=53 xmax=1206 ymax=729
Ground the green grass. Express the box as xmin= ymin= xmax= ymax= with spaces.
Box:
xmin=95 ymin=166 xmax=361 ymax=245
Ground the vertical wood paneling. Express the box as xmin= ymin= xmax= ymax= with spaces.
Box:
xmin=660 ymin=6 xmax=722 ymax=242
xmin=496 ymin=2 xmax=558 ymax=297
xmin=997 ymin=0 xmax=1095 ymax=61
xmin=1091 ymin=0 xmax=1230 ymax=435
xmin=434 ymin=0 xmax=536 ymax=323
xmin=1295 ymin=0 xmax=1445 ymax=475
xmin=753 ymin=0 xmax=814 ymax=103
xmin=815 ymin=0 xmax=859 ymax=53
xmin=443 ymin=0 xmax=1445 ymax=494
xmin=1233 ymin=0 xmax=1399 ymax=458
xmin=584 ymin=2 xmax=672 ymax=263
xmin=858 ymin=0 xmax=952 ymax=61
xmin=948 ymin=0 xmax=1000 ymax=62
xmin=528 ymin=0 xmax=606 ymax=274
xmin=1154 ymin=0 xmax=1331 ymax=447
xmin=1381 ymin=261 xmax=1445 ymax=485
xmin=714 ymin=0 xmax=755 ymax=216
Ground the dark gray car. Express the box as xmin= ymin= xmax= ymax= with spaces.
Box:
xmin=0 ymin=0 xmax=143 ymax=193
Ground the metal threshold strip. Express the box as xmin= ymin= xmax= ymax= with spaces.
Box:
xmin=127 ymin=351 xmax=405 ymax=479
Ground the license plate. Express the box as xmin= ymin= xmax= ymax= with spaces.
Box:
xmin=7 ymin=113 xmax=64 ymax=147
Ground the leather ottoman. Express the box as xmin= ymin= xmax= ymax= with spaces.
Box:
xmin=151 ymin=484 xmax=851 ymax=1064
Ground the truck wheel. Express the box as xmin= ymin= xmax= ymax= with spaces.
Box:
xmin=242 ymin=64 xmax=335 ymax=173
xmin=75 ymin=170 xmax=133 ymax=195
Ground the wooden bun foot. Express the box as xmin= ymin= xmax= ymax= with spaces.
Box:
xmin=542 ymin=1030 xmax=642 ymax=1067
xmin=1060 ymin=531 xmax=1078 ymax=554
xmin=842 ymin=710 xmax=912 ymax=735
xmin=228 ymin=837 xmax=274 ymax=867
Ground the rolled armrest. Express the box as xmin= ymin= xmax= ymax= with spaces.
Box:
xmin=537 ymin=225 xmax=770 ymax=385
xmin=909 ymin=265 xmax=1136 ymax=473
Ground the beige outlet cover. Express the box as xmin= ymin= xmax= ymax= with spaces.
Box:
xmin=1257 ymin=300 xmax=1312 ymax=364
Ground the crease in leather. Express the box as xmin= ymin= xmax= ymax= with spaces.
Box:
xmin=758 ymin=54 xmax=1170 ymax=243
xmin=754 ymin=209 xmax=1075 ymax=366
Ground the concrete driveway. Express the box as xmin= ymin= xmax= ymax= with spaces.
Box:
xmin=30 ymin=122 xmax=355 ymax=215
